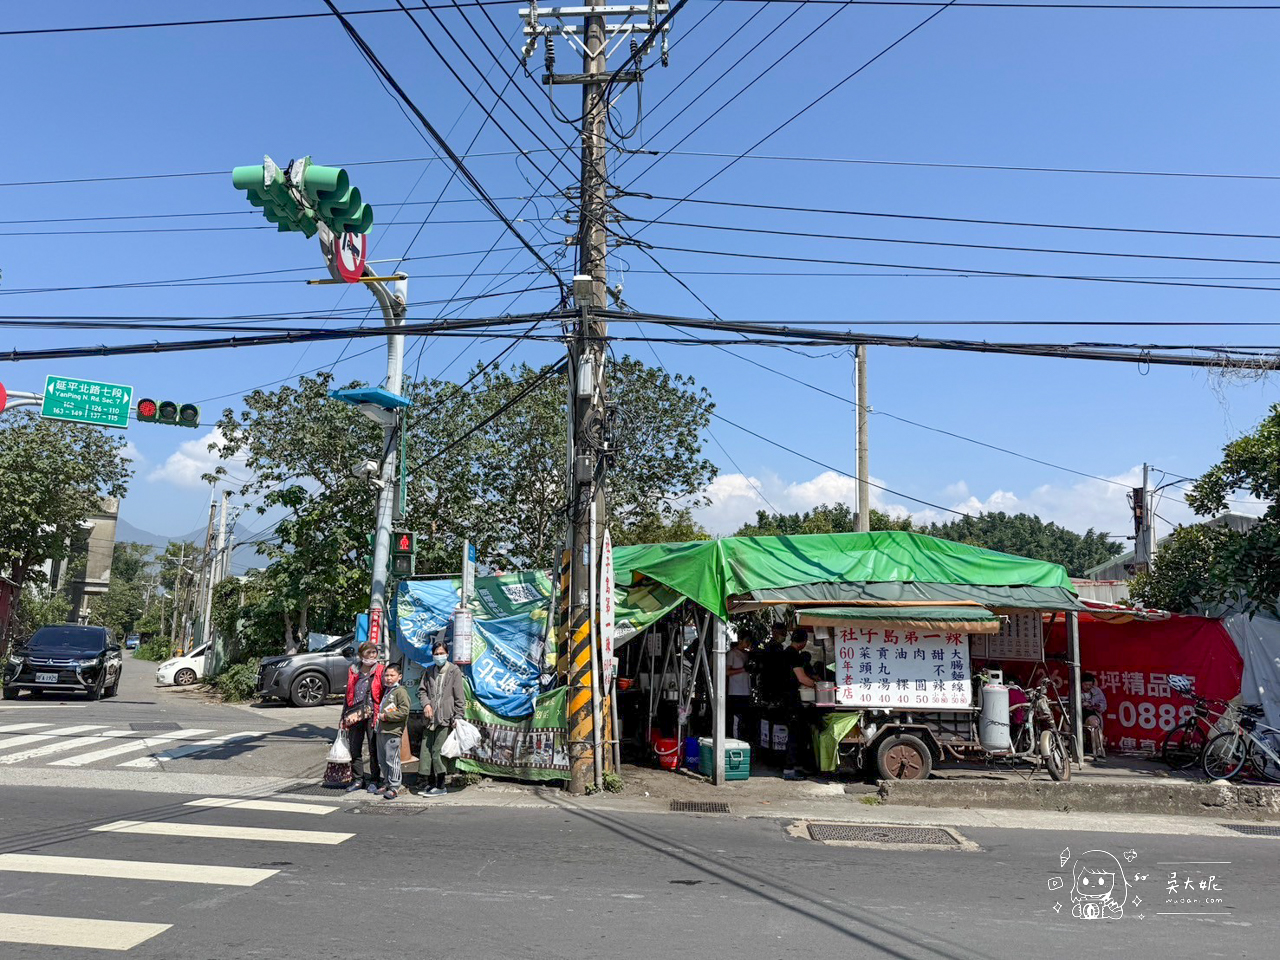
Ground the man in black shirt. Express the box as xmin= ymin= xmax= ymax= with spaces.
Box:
xmin=783 ymin=628 xmax=816 ymax=780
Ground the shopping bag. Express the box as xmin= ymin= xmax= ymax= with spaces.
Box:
xmin=440 ymin=729 xmax=462 ymax=759
xmin=327 ymin=728 xmax=352 ymax=764
xmin=453 ymin=718 xmax=481 ymax=753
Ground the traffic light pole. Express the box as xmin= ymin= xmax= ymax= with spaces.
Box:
xmin=318 ymin=224 xmax=407 ymax=661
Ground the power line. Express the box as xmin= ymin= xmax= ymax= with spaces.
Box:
xmin=648 ymin=218 xmax=1280 ymax=267
xmin=649 ymin=242 xmax=1280 ymax=293
xmin=638 ymin=194 xmax=1280 ymax=242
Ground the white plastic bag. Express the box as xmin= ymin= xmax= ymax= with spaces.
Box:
xmin=453 ymin=718 xmax=481 ymax=753
xmin=440 ymin=729 xmax=462 ymax=759
xmin=327 ymin=728 xmax=352 ymax=764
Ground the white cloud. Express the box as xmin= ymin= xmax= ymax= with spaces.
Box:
xmin=121 ymin=441 xmax=145 ymax=469
xmin=692 ymin=463 xmax=1267 ymax=540
xmin=147 ymin=428 xmax=246 ymax=489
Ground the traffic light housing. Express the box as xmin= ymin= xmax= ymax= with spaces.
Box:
xmin=391 ymin=531 xmax=417 ymax=577
xmin=137 ymin=399 xmax=199 ymax=428
xmin=232 ymin=156 xmax=372 ymax=238
xmin=298 ymin=159 xmax=374 ymax=235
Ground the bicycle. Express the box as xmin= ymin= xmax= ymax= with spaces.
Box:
xmin=1161 ymin=674 xmax=1237 ymax=771
xmin=1201 ymin=705 xmax=1280 ymax=783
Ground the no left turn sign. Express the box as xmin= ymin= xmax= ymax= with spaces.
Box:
xmin=334 ymin=231 xmax=368 ymax=283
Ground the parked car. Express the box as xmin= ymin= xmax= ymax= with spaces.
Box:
xmin=155 ymin=642 xmax=210 ymax=687
xmin=256 ymin=634 xmax=356 ymax=707
xmin=125 ymin=634 xmax=141 ymax=650
xmin=3 ymin=624 xmax=123 ymax=700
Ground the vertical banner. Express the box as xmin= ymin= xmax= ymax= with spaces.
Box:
xmin=461 ymin=539 xmax=476 ymax=603
xmin=600 ymin=529 xmax=615 ymax=687
xmin=367 ymin=606 xmax=384 ymax=651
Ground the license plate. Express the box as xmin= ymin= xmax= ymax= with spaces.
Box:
xmin=35 ymin=672 xmax=59 ymax=684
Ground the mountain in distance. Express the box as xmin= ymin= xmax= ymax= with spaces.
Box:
xmin=114 ymin=517 xmax=267 ymax=576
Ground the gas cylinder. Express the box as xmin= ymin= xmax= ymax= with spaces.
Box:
xmin=979 ymin=679 xmax=1012 ymax=752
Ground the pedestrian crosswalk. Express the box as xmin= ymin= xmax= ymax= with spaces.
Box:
xmin=0 ymin=793 xmax=348 ymax=952
xmin=0 ymin=723 xmax=265 ymax=770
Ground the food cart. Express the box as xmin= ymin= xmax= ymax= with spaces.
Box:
xmin=797 ymin=605 xmax=1071 ymax=780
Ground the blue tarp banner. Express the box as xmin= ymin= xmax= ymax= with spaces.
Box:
xmin=395 ymin=579 xmax=545 ymax=718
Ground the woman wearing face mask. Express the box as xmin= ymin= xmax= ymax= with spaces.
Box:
xmin=342 ymin=641 xmax=385 ymax=794
xmin=417 ymin=640 xmax=466 ymax=796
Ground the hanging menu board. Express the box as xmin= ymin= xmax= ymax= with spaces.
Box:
xmin=971 ymin=612 xmax=1043 ymax=662
xmin=833 ymin=627 xmax=972 ymax=709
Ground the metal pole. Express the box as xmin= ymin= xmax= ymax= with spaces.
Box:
xmin=711 ymin=616 xmax=727 ymax=786
xmin=203 ymin=491 xmax=229 ymax=650
xmin=1143 ymin=463 xmax=1157 ymax=570
xmin=1066 ymin=610 xmax=1085 ymax=765
xmin=856 ymin=345 xmax=870 ymax=532
xmin=589 ymin=501 xmax=604 ymax=792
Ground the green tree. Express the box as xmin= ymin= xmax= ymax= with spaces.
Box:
xmin=0 ymin=410 xmax=132 ymax=650
xmin=924 ymin=512 xmax=1122 ymax=577
xmin=211 ymin=357 xmax=716 ymax=651
xmin=734 ymin=503 xmax=914 ymax=537
xmin=613 ymin=507 xmax=710 ymax=546
xmin=1131 ymin=403 xmax=1280 ymax=614
xmin=9 ymin=585 xmax=71 ymax=643
xmin=91 ymin=542 xmax=153 ymax=638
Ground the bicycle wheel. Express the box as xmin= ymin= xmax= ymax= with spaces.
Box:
xmin=1202 ymin=731 xmax=1248 ymax=781
xmin=1255 ymin=731 xmax=1280 ymax=783
xmin=1161 ymin=722 xmax=1206 ymax=770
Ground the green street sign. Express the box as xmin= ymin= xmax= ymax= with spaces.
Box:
xmin=41 ymin=375 xmax=133 ymax=429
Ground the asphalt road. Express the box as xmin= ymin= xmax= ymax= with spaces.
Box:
xmin=0 ymin=782 xmax=1273 ymax=959
xmin=0 ymin=651 xmax=339 ymax=781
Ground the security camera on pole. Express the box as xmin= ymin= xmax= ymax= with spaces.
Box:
xmin=232 ymin=155 xmax=407 ymax=661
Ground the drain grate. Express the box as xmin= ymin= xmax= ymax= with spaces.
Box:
xmin=807 ymin=823 xmax=959 ymax=846
xmin=130 ymin=722 xmax=181 ymax=732
xmin=1222 ymin=823 xmax=1280 ymax=837
xmin=276 ymin=781 xmax=352 ymax=797
xmin=671 ymin=800 xmax=731 ymax=814
xmin=348 ymin=805 xmax=426 ymax=816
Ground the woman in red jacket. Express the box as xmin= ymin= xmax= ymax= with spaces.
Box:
xmin=342 ymin=641 xmax=385 ymax=793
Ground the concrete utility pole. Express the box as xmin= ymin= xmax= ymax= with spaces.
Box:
xmin=192 ymin=500 xmax=216 ymax=649
xmin=203 ymin=490 xmax=231 ymax=647
xmin=522 ymin=0 xmax=675 ymax=794
xmin=856 ymin=345 xmax=870 ymax=532
xmin=1132 ymin=463 xmax=1156 ymax=574
xmin=168 ymin=544 xmax=186 ymax=648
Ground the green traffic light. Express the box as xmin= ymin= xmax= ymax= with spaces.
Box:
xmin=157 ymin=400 xmax=178 ymax=425
xmin=178 ymin=403 xmax=200 ymax=428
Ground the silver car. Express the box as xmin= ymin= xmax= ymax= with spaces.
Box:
xmin=254 ymin=634 xmax=356 ymax=707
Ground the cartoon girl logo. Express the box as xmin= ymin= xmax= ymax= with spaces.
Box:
xmin=1070 ymin=850 xmax=1129 ymax=920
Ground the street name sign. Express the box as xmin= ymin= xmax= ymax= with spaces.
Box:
xmin=41 ymin=376 xmax=133 ymax=429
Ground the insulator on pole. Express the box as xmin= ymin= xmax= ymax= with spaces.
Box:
xmin=661 ymin=33 xmax=669 ymax=67
xmin=546 ymin=35 xmax=555 ymax=72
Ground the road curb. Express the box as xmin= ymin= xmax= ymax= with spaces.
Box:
xmin=876 ymin=777 xmax=1280 ymax=820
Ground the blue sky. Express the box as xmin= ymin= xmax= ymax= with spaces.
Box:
xmin=3 ymin=1 xmax=1278 ymax=549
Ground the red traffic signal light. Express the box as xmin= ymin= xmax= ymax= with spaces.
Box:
xmin=136 ymin=398 xmax=200 ymax=428
xmin=137 ymin=398 xmax=158 ymax=422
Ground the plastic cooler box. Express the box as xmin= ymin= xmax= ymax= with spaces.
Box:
xmin=698 ymin=737 xmax=751 ymax=781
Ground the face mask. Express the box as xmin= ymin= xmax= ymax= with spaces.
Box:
xmin=360 ymin=656 xmax=378 ymax=667
xmin=433 ymin=654 xmax=448 ymax=668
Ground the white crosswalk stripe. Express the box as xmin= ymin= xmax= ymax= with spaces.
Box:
xmin=0 ymin=703 xmax=88 ymax=710
xmin=118 ymin=731 xmax=265 ymax=768
xmin=185 ymin=796 xmax=338 ymax=816
xmin=0 ymin=728 xmax=131 ymax=764
xmin=48 ymin=728 xmax=214 ymax=767
xmin=92 ymin=819 xmax=354 ymax=845
xmin=0 ymin=853 xmax=278 ymax=887
xmin=0 ymin=722 xmax=53 ymax=733
xmin=0 ymin=725 xmax=105 ymax=755
xmin=0 ymin=912 xmax=171 ymax=951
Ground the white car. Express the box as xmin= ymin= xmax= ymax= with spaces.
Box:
xmin=156 ymin=643 xmax=209 ymax=687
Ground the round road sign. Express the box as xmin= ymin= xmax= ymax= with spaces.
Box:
xmin=0 ymin=383 xmax=6 ymax=414
xmin=334 ymin=231 xmax=369 ymax=283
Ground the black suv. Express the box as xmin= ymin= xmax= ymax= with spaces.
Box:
xmin=255 ymin=634 xmax=356 ymax=707
xmin=4 ymin=625 xmax=123 ymax=700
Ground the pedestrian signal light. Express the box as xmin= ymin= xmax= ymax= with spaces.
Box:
xmin=391 ymin=531 xmax=417 ymax=577
xmin=137 ymin=398 xmax=158 ymax=423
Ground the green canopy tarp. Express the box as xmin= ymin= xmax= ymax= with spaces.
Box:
xmin=613 ymin=531 xmax=1075 ymax=620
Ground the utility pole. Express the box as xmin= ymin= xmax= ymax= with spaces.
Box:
xmin=203 ymin=490 xmax=231 ymax=648
xmin=522 ymin=1 xmax=675 ymax=794
xmin=1131 ymin=463 xmax=1158 ymax=574
xmin=192 ymin=500 xmax=216 ymax=650
xmin=855 ymin=345 xmax=870 ymax=532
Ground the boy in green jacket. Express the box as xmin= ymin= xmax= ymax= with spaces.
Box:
xmin=376 ymin=663 xmax=411 ymax=799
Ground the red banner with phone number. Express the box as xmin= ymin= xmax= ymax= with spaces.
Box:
xmin=1038 ymin=615 xmax=1242 ymax=754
